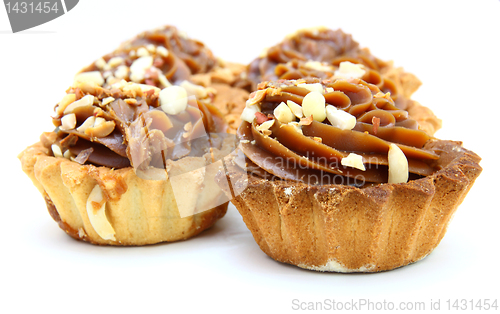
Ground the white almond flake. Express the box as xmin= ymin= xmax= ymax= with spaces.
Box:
xmin=74 ymin=71 xmax=104 ymax=86
xmin=77 ymin=116 xmax=96 ymax=133
xmin=302 ymin=91 xmax=326 ymax=122
xmin=102 ymin=97 xmax=115 ymax=106
xmin=130 ymin=56 xmax=153 ymax=82
xmin=286 ymin=100 xmax=303 ymax=118
xmin=137 ymin=84 xmax=161 ymax=93
xmin=341 ymin=153 xmax=366 ymax=171
xmin=95 ymin=58 xmax=106 ymax=70
xmin=51 ymin=144 xmax=63 ymax=158
xmin=159 ymin=85 xmax=188 ymax=115
xmin=63 ymin=95 xmax=94 ymax=115
xmin=388 ymin=144 xmax=409 ymax=184
xmin=136 ymin=47 xmax=150 ymax=57
xmin=325 ymin=105 xmax=356 ymax=130
xmin=146 ymin=44 xmax=156 ymax=53
xmin=304 ymin=60 xmax=334 ymax=72
xmin=180 ymin=80 xmax=208 ymax=99
xmin=107 ymin=56 xmax=124 ymax=68
xmin=156 ymin=46 xmax=169 ymax=57
xmin=240 ymin=104 xmax=261 ymax=123
xmin=115 ymin=65 xmax=128 ymax=80
xmin=56 ymin=93 xmax=77 ymax=115
xmin=334 ymin=61 xmax=366 ymax=79
xmin=60 ymin=113 xmax=77 ymax=131
xmin=298 ymin=83 xmax=324 ymax=93
xmin=274 ymin=102 xmax=295 ymax=123
xmin=158 ymin=73 xmax=172 ymax=88
xmin=256 ymin=120 xmax=274 ymax=132
xmin=86 ymin=185 xmax=116 ymax=241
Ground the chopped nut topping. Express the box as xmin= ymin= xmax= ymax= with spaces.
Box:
xmin=286 ymin=100 xmax=303 ymax=118
xmin=136 ymin=47 xmax=150 ymax=57
xmin=325 ymin=105 xmax=356 ymax=130
xmin=304 ymin=60 xmax=334 ymax=72
xmin=60 ymin=113 xmax=77 ymax=131
xmin=86 ymin=185 xmax=116 ymax=241
xmin=76 ymin=116 xmax=96 ymax=133
xmin=124 ymin=98 xmax=138 ymax=106
xmin=158 ymin=73 xmax=172 ymax=88
xmin=301 ymin=91 xmax=326 ymax=122
xmin=56 ymin=93 xmax=77 ymax=115
xmin=114 ymin=65 xmax=129 ymax=80
xmin=388 ymin=144 xmax=409 ymax=184
xmin=102 ymin=97 xmax=115 ymax=106
xmin=95 ymin=58 xmax=106 ymax=70
xmin=334 ymin=61 xmax=366 ymax=79
xmin=63 ymin=95 xmax=94 ymax=115
xmin=156 ymin=46 xmax=169 ymax=57
xmin=273 ymin=102 xmax=295 ymax=123
xmin=341 ymin=153 xmax=366 ymax=171
xmin=240 ymin=104 xmax=261 ymax=123
xmin=74 ymin=71 xmax=105 ymax=86
xmin=51 ymin=144 xmax=63 ymax=158
xmin=299 ymin=115 xmax=313 ymax=126
xmin=246 ymin=89 xmax=267 ymax=107
xmin=159 ymin=85 xmax=188 ymax=115
xmin=85 ymin=119 xmax=115 ymax=138
xmin=298 ymin=83 xmax=324 ymax=93
xmin=107 ymin=57 xmax=124 ymax=69
xmin=180 ymin=80 xmax=208 ymax=99
xmin=256 ymin=119 xmax=274 ymax=133
xmin=130 ymin=56 xmax=153 ymax=82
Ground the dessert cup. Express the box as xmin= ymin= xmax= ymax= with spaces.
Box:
xmin=218 ymin=78 xmax=481 ymax=272
xmin=20 ymin=80 xmax=235 ymax=246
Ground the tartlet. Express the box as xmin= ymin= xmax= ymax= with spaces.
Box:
xmin=19 ymin=25 xmax=243 ymax=245
xmin=19 ymin=77 xmax=235 ymax=245
xmin=218 ymin=78 xmax=481 ymax=272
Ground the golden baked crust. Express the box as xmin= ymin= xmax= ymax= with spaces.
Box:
xmin=20 ymin=141 xmax=228 ymax=246
xmin=218 ymin=140 xmax=481 ymax=272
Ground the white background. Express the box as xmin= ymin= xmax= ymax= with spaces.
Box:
xmin=1 ymin=0 xmax=499 ymax=313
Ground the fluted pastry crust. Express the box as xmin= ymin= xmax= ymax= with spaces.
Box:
xmin=20 ymin=142 xmax=228 ymax=246
xmin=218 ymin=140 xmax=481 ymax=272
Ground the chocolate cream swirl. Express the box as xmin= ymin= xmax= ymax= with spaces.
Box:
xmin=241 ymin=27 xmax=410 ymax=110
xmin=48 ymin=80 xmax=227 ymax=170
xmin=238 ymin=78 xmax=439 ymax=185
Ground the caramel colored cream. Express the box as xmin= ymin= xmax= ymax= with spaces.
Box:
xmin=238 ymin=78 xmax=439 ymax=185
xmin=48 ymin=80 xmax=227 ymax=170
